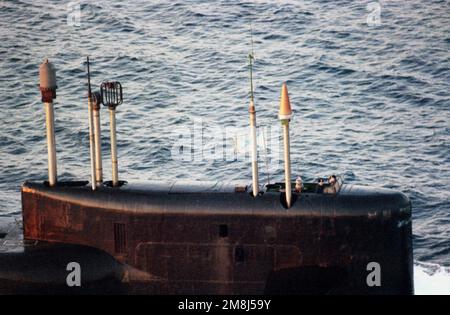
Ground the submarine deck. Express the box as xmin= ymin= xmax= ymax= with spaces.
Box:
xmin=21 ymin=180 xmax=411 ymax=219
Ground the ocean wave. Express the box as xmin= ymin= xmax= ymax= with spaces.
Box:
xmin=0 ymin=0 xmax=449 ymax=273
xmin=415 ymin=261 xmax=450 ymax=295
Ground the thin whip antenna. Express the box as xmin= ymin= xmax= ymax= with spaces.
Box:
xmin=87 ymin=57 xmax=92 ymax=97
xmin=249 ymin=24 xmax=255 ymax=102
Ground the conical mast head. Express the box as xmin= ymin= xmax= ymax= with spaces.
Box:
xmin=278 ymin=82 xmax=292 ymax=120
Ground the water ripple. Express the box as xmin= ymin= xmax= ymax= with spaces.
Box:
xmin=0 ymin=0 xmax=449 ymax=267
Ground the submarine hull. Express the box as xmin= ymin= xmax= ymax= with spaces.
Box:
xmin=19 ymin=181 xmax=413 ymax=295
xmin=0 ymin=217 xmax=125 ymax=295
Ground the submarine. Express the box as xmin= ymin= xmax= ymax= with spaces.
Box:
xmin=0 ymin=57 xmax=413 ymax=295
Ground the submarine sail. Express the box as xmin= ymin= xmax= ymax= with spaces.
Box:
xmin=1 ymin=58 xmax=414 ymax=295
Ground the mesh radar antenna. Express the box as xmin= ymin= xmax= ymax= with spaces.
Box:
xmin=101 ymin=81 xmax=123 ymax=187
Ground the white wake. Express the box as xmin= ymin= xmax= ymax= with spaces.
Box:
xmin=414 ymin=261 xmax=450 ymax=295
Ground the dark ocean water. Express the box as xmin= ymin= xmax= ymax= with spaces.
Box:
xmin=0 ymin=0 xmax=449 ymax=292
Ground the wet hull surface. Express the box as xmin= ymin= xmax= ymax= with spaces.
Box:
xmin=8 ymin=181 xmax=414 ymax=295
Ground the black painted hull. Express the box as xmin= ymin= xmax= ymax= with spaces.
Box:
xmin=13 ymin=180 xmax=413 ymax=294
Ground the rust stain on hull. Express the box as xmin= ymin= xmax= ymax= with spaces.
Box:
xmin=20 ymin=181 xmax=414 ymax=294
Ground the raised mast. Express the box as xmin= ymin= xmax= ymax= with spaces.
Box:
xmin=248 ymin=29 xmax=259 ymax=197
xmin=278 ymin=82 xmax=293 ymax=208
xmin=39 ymin=59 xmax=58 ymax=186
